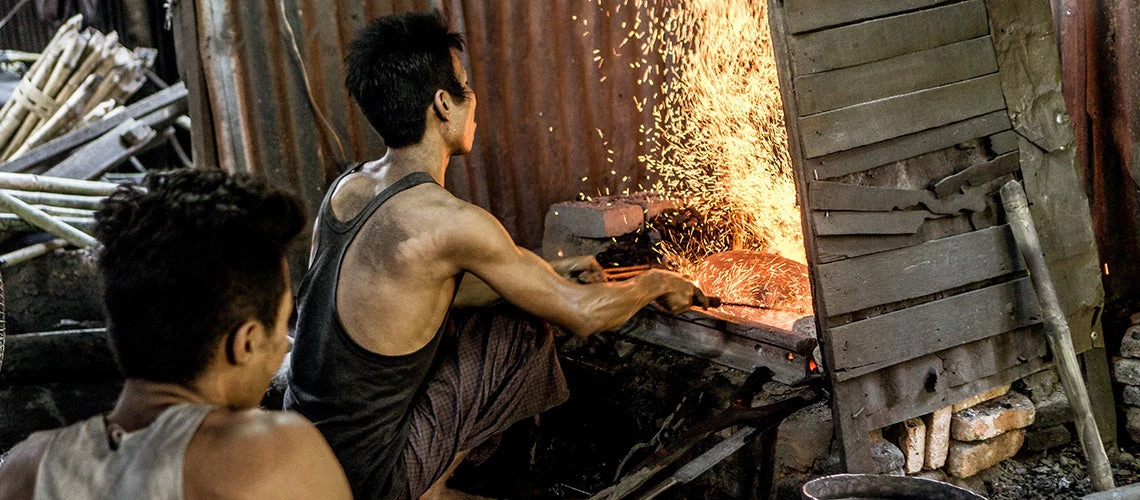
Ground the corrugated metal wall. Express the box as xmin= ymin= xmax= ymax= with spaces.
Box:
xmin=176 ymin=0 xmax=661 ymax=250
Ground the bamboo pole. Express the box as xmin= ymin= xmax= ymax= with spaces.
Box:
xmin=6 ymin=191 xmax=105 ymax=210
xmin=0 ymin=36 xmax=67 ymax=152
xmin=20 ymin=205 xmax=95 ymax=217
xmin=12 ymin=74 xmax=104 ymax=158
xmin=1000 ymin=180 xmax=1114 ymax=491
xmin=0 ymin=214 xmax=95 ymax=233
xmin=0 ymin=238 xmax=68 ymax=267
xmin=0 ymin=173 xmax=118 ymax=196
xmin=0 ymin=189 xmax=96 ymax=246
xmin=0 ymin=29 xmax=83 ymax=159
xmin=56 ymin=29 xmax=110 ymax=100
xmin=0 ymin=15 xmax=80 ymax=124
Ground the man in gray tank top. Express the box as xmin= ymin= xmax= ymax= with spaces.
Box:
xmin=0 ymin=170 xmax=352 ymax=500
xmin=284 ymin=10 xmax=709 ymax=499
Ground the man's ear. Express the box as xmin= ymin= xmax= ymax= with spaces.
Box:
xmin=225 ymin=320 xmax=263 ymax=366
xmin=432 ymin=89 xmax=451 ymax=122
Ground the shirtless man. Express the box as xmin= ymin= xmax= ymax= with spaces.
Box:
xmin=283 ymin=10 xmax=706 ymax=499
xmin=0 ymin=170 xmax=351 ymax=500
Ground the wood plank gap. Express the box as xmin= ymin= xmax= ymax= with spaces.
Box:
xmin=785 ymin=0 xmax=962 ymax=35
xmin=809 ymin=181 xmax=986 ymax=215
xmin=933 ymin=151 xmax=1020 ymax=198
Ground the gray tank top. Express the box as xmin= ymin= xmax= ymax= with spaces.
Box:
xmin=32 ymin=403 xmax=213 ymax=500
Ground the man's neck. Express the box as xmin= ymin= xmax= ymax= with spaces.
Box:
xmin=106 ymin=378 xmax=226 ymax=432
xmin=368 ymin=140 xmax=452 ymax=185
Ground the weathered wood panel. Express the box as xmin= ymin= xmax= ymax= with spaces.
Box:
xmin=933 ymin=151 xmax=1020 ymax=197
xmin=809 ymin=181 xmax=985 ymax=214
xmin=828 ymin=278 xmax=1041 ymax=373
xmin=808 ymin=111 xmax=1011 ymax=180
xmin=789 ymin=0 xmax=989 ymax=75
xmin=813 ymin=211 xmax=941 ymax=236
xmin=784 ymin=0 xmax=955 ymax=34
xmin=800 ymin=74 xmax=1005 ymax=158
xmin=796 ymin=36 xmax=998 ymax=116
xmin=815 ymin=215 xmax=974 ymax=263
xmin=818 ymin=226 xmax=1024 ymax=316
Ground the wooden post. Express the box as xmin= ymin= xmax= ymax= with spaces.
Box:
xmin=1000 ymin=179 xmax=1113 ymax=491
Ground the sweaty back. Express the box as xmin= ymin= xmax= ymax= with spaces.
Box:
xmin=32 ymin=404 xmax=212 ymax=500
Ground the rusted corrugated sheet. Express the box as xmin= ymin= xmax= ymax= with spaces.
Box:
xmin=178 ymin=0 xmax=659 ymax=250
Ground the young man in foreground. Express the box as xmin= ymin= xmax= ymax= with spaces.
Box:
xmin=285 ymin=10 xmax=708 ymax=499
xmin=0 ymin=170 xmax=351 ymax=499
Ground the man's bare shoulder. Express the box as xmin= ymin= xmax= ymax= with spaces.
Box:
xmin=187 ymin=409 xmax=350 ymax=499
xmin=0 ymin=430 xmax=56 ymax=500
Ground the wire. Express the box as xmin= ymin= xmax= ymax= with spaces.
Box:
xmin=0 ymin=0 xmax=33 ymax=33
xmin=278 ymin=0 xmax=346 ymax=163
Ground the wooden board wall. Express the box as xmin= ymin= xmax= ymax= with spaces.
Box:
xmin=767 ymin=0 xmax=1107 ymax=472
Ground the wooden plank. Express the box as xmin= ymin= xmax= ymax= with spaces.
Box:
xmin=816 ymin=214 xmax=974 ymax=263
xmin=809 ymin=181 xmax=986 ymax=215
xmin=933 ymin=151 xmax=1020 ymax=197
xmin=43 ymin=119 xmax=161 ymax=179
xmin=784 ymin=0 xmax=954 ymax=34
xmin=1082 ymin=348 xmax=1117 ymax=447
xmin=817 ymin=226 xmax=1024 ymax=316
xmin=796 ymin=36 xmax=997 ymax=115
xmin=799 ymin=74 xmax=1006 ymax=158
xmin=813 ymin=210 xmax=942 ymax=236
xmin=789 ymin=0 xmax=990 ymax=75
xmin=990 ymin=130 xmax=1020 ymax=155
xmin=828 ymin=278 xmax=1041 ymax=372
xmin=809 ymin=111 xmax=1011 ymax=180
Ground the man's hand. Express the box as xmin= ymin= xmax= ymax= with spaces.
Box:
xmin=641 ymin=269 xmax=709 ymax=314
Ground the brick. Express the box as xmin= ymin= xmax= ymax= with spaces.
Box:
xmin=870 ymin=436 xmax=905 ymax=474
xmin=1114 ymin=357 xmax=1140 ymax=385
xmin=1124 ymin=385 xmax=1140 ymax=407
xmin=946 ymin=429 xmax=1025 ymax=478
xmin=1122 ymin=326 xmax=1140 ymax=358
xmin=887 ymin=417 xmax=926 ymax=474
xmin=1023 ymin=425 xmax=1072 ymax=452
xmin=1126 ymin=407 xmax=1140 ymax=444
xmin=774 ymin=401 xmax=834 ymax=473
xmin=952 ymin=384 xmax=1010 ymax=412
xmin=951 ymin=391 xmax=1035 ymax=441
xmin=1030 ymin=389 xmax=1073 ymax=428
xmin=541 ymin=209 xmax=612 ymax=260
xmin=545 ymin=200 xmax=644 ymax=239
xmin=924 ymin=406 xmax=952 ymax=470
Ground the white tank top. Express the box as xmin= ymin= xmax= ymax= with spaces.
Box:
xmin=32 ymin=403 xmax=213 ymax=500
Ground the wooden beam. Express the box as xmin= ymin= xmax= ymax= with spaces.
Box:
xmin=43 ymin=119 xmax=160 ymax=179
xmin=808 ymin=112 xmax=1011 ymax=180
xmin=818 ymin=225 xmax=1024 ymax=316
xmin=784 ymin=0 xmax=955 ymax=34
xmin=789 ymin=0 xmax=989 ymax=75
xmin=796 ymin=36 xmax=997 ymax=115
xmin=799 ymin=73 xmax=1006 ymax=158
xmin=827 ymin=277 xmax=1041 ymax=372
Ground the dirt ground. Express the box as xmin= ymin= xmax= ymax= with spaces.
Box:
xmin=980 ymin=440 xmax=1140 ymax=499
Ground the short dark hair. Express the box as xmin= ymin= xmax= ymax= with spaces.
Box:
xmin=94 ymin=169 xmax=305 ymax=384
xmin=345 ymin=10 xmax=468 ymax=148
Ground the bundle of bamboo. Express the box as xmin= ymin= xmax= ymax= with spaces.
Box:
xmin=0 ymin=15 xmax=157 ymax=162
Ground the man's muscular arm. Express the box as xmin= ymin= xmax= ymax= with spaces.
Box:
xmin=443 ymin=203 xmax=706 ymax=336
xmin=453 ymin=255 xmax=602 ymax=308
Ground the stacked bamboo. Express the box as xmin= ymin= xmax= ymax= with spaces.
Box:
xmin=0 ymin=15 xmax=157 ymax=162
xmin=0 ymin=172 xmax=123 ymax=266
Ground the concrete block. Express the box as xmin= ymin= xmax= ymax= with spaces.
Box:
xmin=1022 ymin=424 xmax=1072 ymax=452
xmin=545 ymin=200 xmax=644 ymax=239
xmin=870 ymin=437 xmax=906 ymax=475
xmin=951 ymin=391 xmax=1035 ymax=441
xmin=886 ymin=418 xmax=926 ymax=474
xmin=1122 ymin=326 xmax=1140 ymax=358
xmin=924 ymin=406 xmax=952 ymax=470
xmin=946 ymin=429 xmax=1025 ymax=478
xmin=1114 ymin=357 xmax=1140 ymax=385
xmin=1125 ymin=407 xmax=1140 ymax=444
xmin=952 ymin=384 xmax=1010 ymax=412
xmin=774 ymin=401 xmax=834 ymax=473
xmin=1124 ymin=384 xmax=1140 ymax=407
xmin=1030 ymin=389 xmax=1073 ymax=429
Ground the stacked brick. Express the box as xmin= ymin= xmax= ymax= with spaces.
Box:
xmin=1113 ymin=322 xmax=1140 ymax=443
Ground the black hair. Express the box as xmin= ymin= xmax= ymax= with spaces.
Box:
xmin=345 ymin=9 xmax=468 ymax=148
xmin=94 ymin=169 xmax=305 ymax=384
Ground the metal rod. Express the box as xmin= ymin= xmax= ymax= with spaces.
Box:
xmin=1000 ymin=180 xmax=1113 ymax=491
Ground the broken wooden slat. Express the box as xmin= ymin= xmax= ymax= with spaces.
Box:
xmin=808 ymin=111 xmax=1011 ymax=180
xmin=818 ymin=225 xmax=1024 ymax=316
xmin=813 ymin=210 xmax=942 ymax=236
xmin=809 ymin=181 xmax=985 ymax=215
xmin=828 ymin=277 xmax=1041 ymax=373
xmin=43 ymin=119 xmax=159 ymax=179
xmin=989 ymin=130 xmax=1019 ymax=155
xmin=799 ymin=73 xmax=1006 ymax=158
xmin=933 ymin=151 xmax=1020 ymax=197
xmin=796 ymin=36 xmax=997 ymax=116
xmin=783 ymin=0 xmax=954 ymax=34
xmin=789 ymin=0 xmax=989 ymax=75
xmin=815 ymin=214 xmax=974 ymax=263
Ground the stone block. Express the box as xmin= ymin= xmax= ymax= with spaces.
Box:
xmin=924 ymin=406 xmax=952 ymax=470
xmin=1126 ymin=407 xmax=1140 ymax=444
xmin=1124 ymin=385 xmax=1140 ymax=407
xmin=545 ymin=200 xmax=644 ymax=239
xmin=870 ymin=437 xmax=906 ymax=475
xmin=1114 ymin=357 xmax=1140 ymax=385
xmin=774 ymin=401 xmax=834 ymax=473
xmin=1023 ymin=424 xmax=1072 ymax=452
xmin=1122 ymin=326 xmax=1140 ymax=358
xmin=1015 ymin=367 xmax=1061 ymax=404
xmin=951 ymin=391 xmax=1035 ymax=441
xmin=886 ymin=418 xmax=926 ymax=474
xmin=1030 ymin=389 xmax=1073 ymax=428
xmin=946 ymin=429 xmax=1025 ymax=478
xmin=952 ymin=384 xmax=1011 ymax=412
